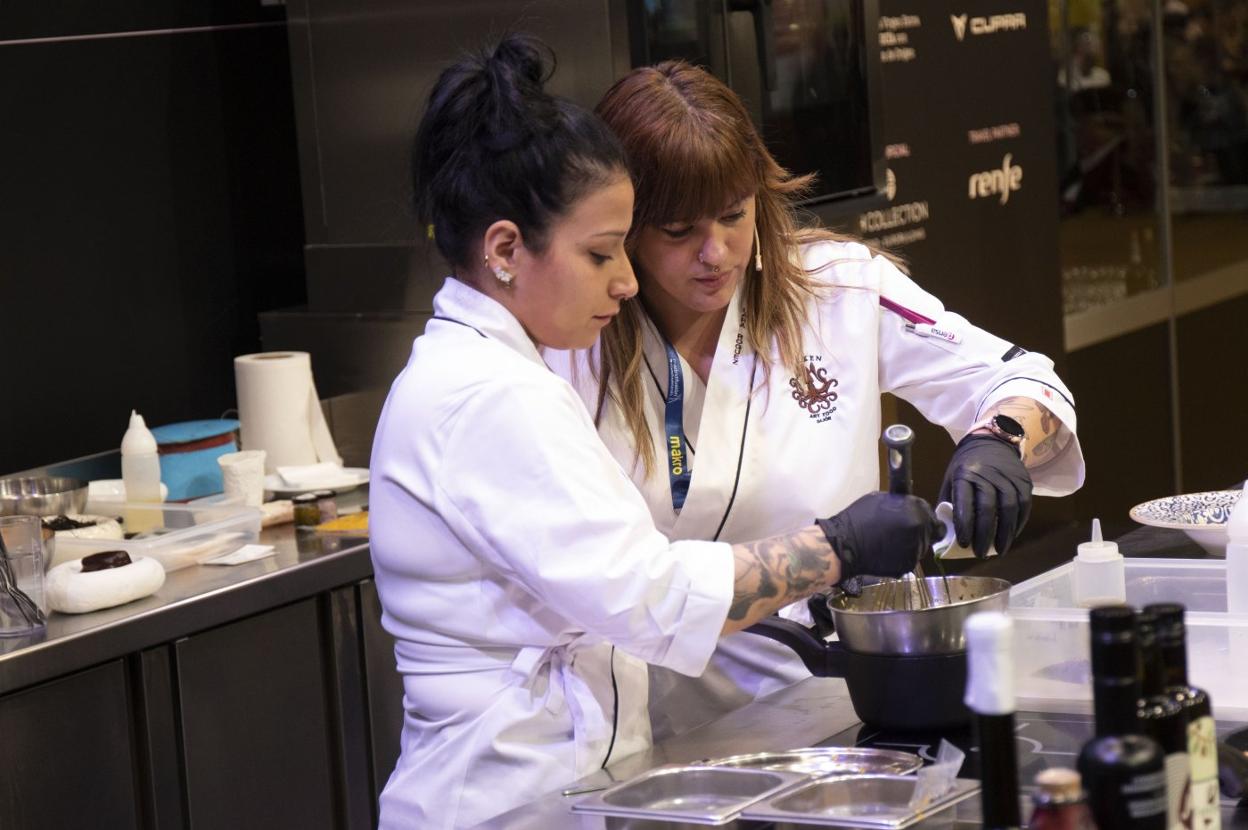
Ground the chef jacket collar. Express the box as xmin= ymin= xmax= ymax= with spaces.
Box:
xmin=432 ymin=276 xmax=547 ymax=369
xmin=636 ymin=275 xmax=748 ymax=392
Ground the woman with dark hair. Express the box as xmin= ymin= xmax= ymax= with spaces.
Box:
xmin=369 ymin=38 xmax=944 ymax=828
xmin=552 ymin=61 xmax=1086 ymax=738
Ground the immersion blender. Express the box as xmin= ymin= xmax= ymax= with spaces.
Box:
xmin=881 ymin=424 xmax=936 ymax=609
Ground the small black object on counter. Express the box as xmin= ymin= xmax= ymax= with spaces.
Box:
xmin=80 ymin=550 xmax=132 ymax=572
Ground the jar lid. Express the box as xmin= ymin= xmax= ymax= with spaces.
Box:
xmin=1034 ymin=767 xmax=1082 ymax=803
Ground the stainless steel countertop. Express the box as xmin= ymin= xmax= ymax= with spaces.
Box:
xmin=0 ymin=514 xmax=372 ymax=696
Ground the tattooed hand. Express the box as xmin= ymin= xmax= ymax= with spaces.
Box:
xmin=935 ymin=395 xmax=1064 ymax=558
xmin=988 ymin=396 xmax=1070 ymax=470
xmin=939 ymin=434 xmax=1032 ymax=558
xmin=721 ymin=492 xmax=942 ymax=635
xmin=817 ymin=492 xmax=944 ymax=581
xmin=721 ymin=525 xmax=839 ymax=635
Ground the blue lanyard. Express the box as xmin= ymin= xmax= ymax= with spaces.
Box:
xmin=662 ymin=339 xmax=693 ymax=511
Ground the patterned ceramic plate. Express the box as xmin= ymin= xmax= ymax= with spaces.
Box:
xmin=1129 ymin=490 xmax=1242 ymax=555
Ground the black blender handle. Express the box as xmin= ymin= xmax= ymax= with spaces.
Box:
xmin=744 ymin=614 xmax=847 ymax=678
xmin=882 ymin=424 xmax=915 ymax=496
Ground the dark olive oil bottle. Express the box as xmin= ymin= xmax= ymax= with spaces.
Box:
xmin=1145 ymin=603 xmax=1221 ymax=830
xmin=1077 ymin=606 xmax=1167 ymax=830
xmin=1136 ymin=610 xmax=1189 ymax=830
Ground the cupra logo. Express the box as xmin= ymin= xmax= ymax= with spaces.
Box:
xmin=951 ymin=12 xmax=1027 ymax=41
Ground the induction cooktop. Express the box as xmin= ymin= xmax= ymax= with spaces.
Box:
xmin=818 ymin=710 xmax=1248 ymax=825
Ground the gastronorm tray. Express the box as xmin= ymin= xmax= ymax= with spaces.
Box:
xmin=741 ymin=774 xmax=980 ymax=828
xmin=570 ymin=764 xmax=806 ymax=825
xmin=706 ymin=748 xmax=923 ymax=777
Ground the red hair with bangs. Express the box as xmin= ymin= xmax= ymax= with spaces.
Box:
xmin=594 ymin=60 xmax=856 ymax=477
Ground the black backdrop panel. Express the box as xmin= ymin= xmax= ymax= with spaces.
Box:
xmin=827 ymin=0 xmax=1067 ymax=514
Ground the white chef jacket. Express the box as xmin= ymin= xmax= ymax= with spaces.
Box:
xmin=368 ymin=276 xmax=735 ymax=829
xmin=552 ymin=240 xmax=1085 ymax=739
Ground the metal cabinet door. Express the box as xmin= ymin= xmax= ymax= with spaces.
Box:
xmin=0 ymin=660 xmax=140 ymax=830
xmin=175 ymin=599 xmax=337 ymax=830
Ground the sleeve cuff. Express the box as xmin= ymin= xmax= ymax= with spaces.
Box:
xmin=975 ymin=377 xmax=1085 ymax=497
xmin=650 ymin=539 xmax=735 ymax=677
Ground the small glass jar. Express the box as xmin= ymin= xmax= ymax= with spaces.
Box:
xmin=292 ymin=493 xmax=321 ymax=530
xmin=313 ymin=490 xmax=338 ymax=524
xmin=1028 ymin=768 xmax=1095 ymax=830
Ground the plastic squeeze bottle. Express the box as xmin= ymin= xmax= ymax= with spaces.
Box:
xmin=1073 ymin=518 xmax=1125 ymax=608
xmin=1228 ymin=482 xmax=1248 ymax=615
xmin=121 ymin=410 xmax=163 ymax=533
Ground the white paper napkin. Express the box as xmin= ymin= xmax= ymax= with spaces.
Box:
xmin=277 ymin=462 xmax=347 ymax=489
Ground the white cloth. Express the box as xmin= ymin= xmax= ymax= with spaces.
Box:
xmin=45 ymin=555 xmax=165 ymax=614
xmin=368 ymin=277 xmax=734 ymax=830
xmin=551 ymin=240 xmax=1085 ymax=739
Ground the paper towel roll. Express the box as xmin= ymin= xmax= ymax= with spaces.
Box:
xmin=234 ymin=352 xmax=342 ymax=473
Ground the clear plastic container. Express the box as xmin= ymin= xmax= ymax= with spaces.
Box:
xmin=55 ymin=500 xmax=262 ymax=572
xmin=1009 ymin=558 xmax=1248 ymax=717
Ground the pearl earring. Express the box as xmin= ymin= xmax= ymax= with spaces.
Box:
xmin=485 ymin=255 xmax=514 ymax=285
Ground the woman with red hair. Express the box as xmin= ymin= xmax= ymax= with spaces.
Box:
xmin=553 ymin=61 xmax=1086 ymax=738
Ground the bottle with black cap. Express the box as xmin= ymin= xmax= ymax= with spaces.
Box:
xmin=1136 ymin=609 xmax=1189 ymax=830
xmin=1077 ymin=605 xmax=1167 ymax=829
xmin=965 ymin=611 xmax=1022 ymax=830
xmin=1145 ymin=603 xmax=1221 ymax=830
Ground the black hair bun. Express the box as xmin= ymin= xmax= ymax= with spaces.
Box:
xmin=411 ymin=33 xmax=624 ymax=271
xmin=486 ymin=34 xmax=552 ymax=92
xmin=481 ymin=35 xmax=557 ymax=152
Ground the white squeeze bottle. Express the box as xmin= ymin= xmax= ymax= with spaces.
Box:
xmin=1227 ymin=482 xmax=1248 ymax=615
xmin=121 ymin=410 xmax=163 ymax=533
xmin=1073 ymin=518 xmax=1126 ymax=608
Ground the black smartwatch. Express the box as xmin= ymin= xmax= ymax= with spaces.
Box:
xmin=974 ymin=414 xmax=1026 ymax=454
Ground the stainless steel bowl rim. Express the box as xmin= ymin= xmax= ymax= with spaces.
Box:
xmin=828 ymin=576 xmax=1013 ymax=616
xmin=0 ymin=476 xmax=90 ymax=517
xmin=824 ymin=575 xmax=1013 ymax=656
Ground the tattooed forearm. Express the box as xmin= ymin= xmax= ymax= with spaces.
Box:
xmin=722 ymin=525 xmax=838 ymax=635
xmin=984 ymin=396 xmax=1072 ymax=470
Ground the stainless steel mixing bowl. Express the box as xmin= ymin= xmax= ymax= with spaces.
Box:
xmin=0 ymin=476 xmax=89 ymax=517
xmin=825 ymin=575 xmax=1012 ymax=656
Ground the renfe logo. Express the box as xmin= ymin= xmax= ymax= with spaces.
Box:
xmin=968 ymin=154 xmax=1023 ymax=204
xmin=950 ymin=12 xmax=1027 ymax=40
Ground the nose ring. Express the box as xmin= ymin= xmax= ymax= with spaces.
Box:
xmin=698 ymin=252 xmax=720 ymax=273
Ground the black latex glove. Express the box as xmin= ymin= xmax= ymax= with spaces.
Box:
xmin=816 ymin=491 xmax=946 ymax=583
xmin=938 ymin=434 xmax=1033 ymax=558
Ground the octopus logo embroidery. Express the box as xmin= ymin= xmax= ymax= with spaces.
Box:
xmin=790 ymin=356 xmax=838 ymax=421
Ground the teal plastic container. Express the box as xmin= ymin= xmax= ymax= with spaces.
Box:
xmin=150 ymin=419 xmax=240 ymax=501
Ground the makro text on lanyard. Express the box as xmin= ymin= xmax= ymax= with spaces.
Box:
xmin=663 ymin=339 xmax=692 ymax=511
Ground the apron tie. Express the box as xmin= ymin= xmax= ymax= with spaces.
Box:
xmin=509 ymin=642 xmax=613 ymax=770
